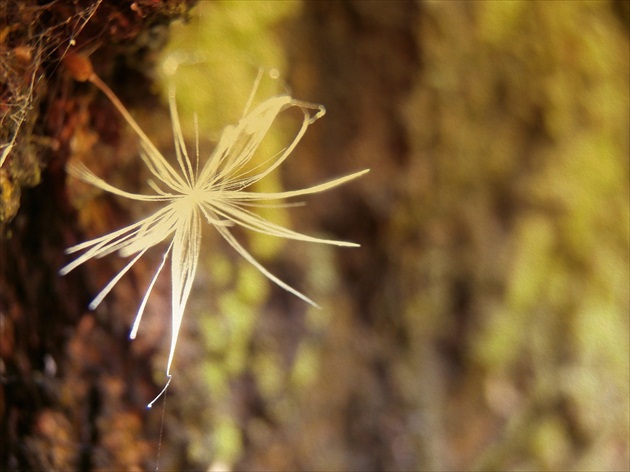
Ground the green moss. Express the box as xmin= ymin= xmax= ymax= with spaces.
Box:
xmin=201 ymin=361 xmax=230 ymax=398
xmin=290 ymin=341 xmax=320 ymax=390
xmin=235 ymin=259 xmax=270 ymax=306
xmin=253 ymin=350 xmax=284 ymax=398
xmin=509 ymin=216 xmax=556 ymax=312
xmin=475 ymin=216 xmax=553 ymax=366
xmin=529 ymin=415 xmax=571 ymax=470
xmin=160 ymin=1 xmax=300 ymax=131
xmin=0 ymin=168 xmax=21 ymax=223
xmin=213 ymin=416 xmax=243 ymax=465
xmin=477 ymin=1 xmax=527 ymax=45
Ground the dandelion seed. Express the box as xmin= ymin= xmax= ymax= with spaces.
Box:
xmin=61 ymin=57 xmax=368 ymax=407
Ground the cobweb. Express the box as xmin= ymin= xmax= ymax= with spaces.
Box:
xmin=0 ymin=0 xmax=102 ymax=220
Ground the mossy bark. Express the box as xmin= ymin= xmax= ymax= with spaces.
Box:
xmin=272 ymin=1 xmax=629 ymax=470
xmin=1 ymin=1 xmax=195 ymax=469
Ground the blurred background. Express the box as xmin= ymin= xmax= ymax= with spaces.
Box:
xmin=1 ymin=1 xmax=629 ymax=470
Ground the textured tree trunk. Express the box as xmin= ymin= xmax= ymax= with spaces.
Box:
xmin=1 ymin=1 xmax=196 ymax=469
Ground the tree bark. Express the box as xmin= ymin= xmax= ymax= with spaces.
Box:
xmin=1 ymin=1 xmax=195 ymax=469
